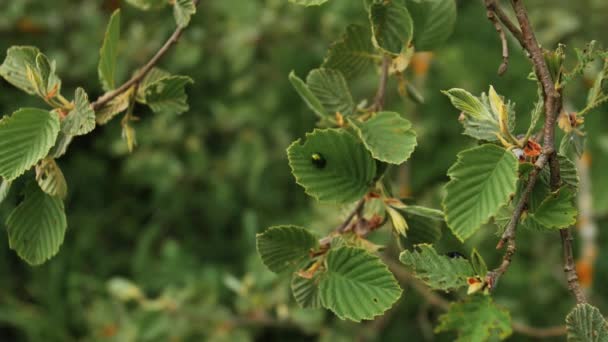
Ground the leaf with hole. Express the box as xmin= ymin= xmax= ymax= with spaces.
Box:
xmin=287 ymin=129 xmax=376 ymax=203
xmin=35 ymin=158 xmax=68 ymax=199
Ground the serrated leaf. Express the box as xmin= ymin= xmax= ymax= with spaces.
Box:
xmin=289 ymin=71 xmax=327 ymax=119
xmin=349 ymin=112 xmax=417 ymax=164
xmin=35 ymin=158 xmax=67 ymax=199
xmin=174 ymin=0 xmax=196 ymax=28
xmin=292 ymin=273 xmax=322 ymax=309
xmin=530 ymin=189 xmax=577 ymax=229
xmin=540 ymin=154 xmax=579 ymax=191
xmin=403 ymin=0 xmax=457 ymax=51
xmin=256 ymin=225 xmax=318 ymax=273
xmin=400 ymin=206 xmax=443 ymax=244
xmin=370 ymin=1 xmax=414 ymax=55
xmin=136 ymin=68 xmax=170 ymax=102
xmin=399 ymin=244 xmax=474 ymax=291
xmin=435 ymin=295 xmax=512 ymax=342
xmin=6 ymin=183 xmax=67 ymax=265
xmin=323 ymin=25 xmax=377 ymax=79
xmin=566 ymin=304 xmax=608 ymax=342
xmin=62 ymin=87 xmax=95 ymax=136
xmin=287 ymin=129 xmax=376 ymax=203
xmin=442 ymin=87 xmax=516 ymax=142
xmin=0 ymin=46 xmax=40 ymax=95
xmin=99 ymin=9 xmax=120 ymax=92
xmin=319 ymin=247 xmax=402 ymax=322
xmin=144 ymin=75 xmax=193 ymax=115
xmin=0 ymin=108 xmax=60 ymax=181
xmin=307 ymin=68 xmax=354 ymax=116
xmin=96 ymin=88 xmax=133 ymax=125
xmin=32 ymin=53 xmax=62 ymax=99
xmin=289 ymin=0 xmax=330 ymax=6
xmin=0 ymin=178 xmax=10 ymax=204
xmin=443 ymin=144 xmax=519 ymax=241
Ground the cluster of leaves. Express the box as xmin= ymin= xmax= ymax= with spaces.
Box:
xmin=0 ymin=2 xmax=195 ymax=265
xmin=257 ymin=0 xmax=462 ymax=324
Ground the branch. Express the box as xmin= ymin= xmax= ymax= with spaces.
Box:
xmin=91 ymin=0 xmax=199 ymax=111
xmin=372 ymin=55 xmax=391 ymax=112
xmin=485 ymin=3 xmax=510 ymax=75
xmin=484 ymin=0 xmax=525 ymax=47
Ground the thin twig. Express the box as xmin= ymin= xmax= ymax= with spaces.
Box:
xmin=336 ymin=198 xmax=366 ymax=233
xmin=372 ymin=55 xmax=391 ymax=112
xmin=484 ymin=0 xmax=525 ymax=46
xmin=91 ymin=0 xmax=199 ymax=111
xmin=485 ymin=3 xmax=510 ymax=75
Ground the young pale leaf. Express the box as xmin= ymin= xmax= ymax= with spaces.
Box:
xmin=435 ymin=295 xmax=512 ymax=342
xmin=0 ymin=46 xmax=40 ymax=95
xmin=0 ymin=108 xmax=60 ymax=181
xmin=443 ymin=144 xmax=519 ymax=241
xmin=144 ymin=75 xmax=193 ymax=115
xmin=400 ymin=206 xmax=444 ymax=244
xmin=6 ymin=183 xmax=67 ymax=266
xmin=319 ymin=247 xmax=402 ymax=322
xmin=307 ymin=68 xmax=355 ymax=116
xmin=566 ymin=303 xmax=608 ymax=342
xmin=530 ymin=189 xmax=577 ymax=229
xmin=256 ymin=225 xmax=318 ymax=274
xmin=442 ymin=87 xmax=515 ymax=142
xmin=62 ymin=88 xmax=95 ymax=136
xmin=287 ymin=129 xmax=376 ymax=203
xmin=173 ymin=0 xmax=196 ymax=28
xmin=289 ymin=0 xmax=331 ymax=6
xmin=291 ymin=273 xmax=322 ymax=309
xmin=323 ymin=25 xmax=377 ymax=79
xmin=386 ymin=206 xmax=408 ymax=236
xmin=399 ymin=244 xmax=474 ymax=291
xmin=470 ymin=249 xmax=487 ymax=277
xmin=349 ymin=112 xmax=417 ymax=165
xmin=370 ymin=1 xmax=414 ymax=55
xmin=0 ymin=178 xmax=10 ymax=204
xmin=289 ymin=71 xmax=327 ymax=119
xmin=136 ymin=68 xmax=171 ymax=102
xmin=35 ymin=158 xmax=68 ymax=199
xmin=33 ymin=53 xmax=62 ymax=98
xmin=125 ymin=0 xmax=166 ymax=10
xmin=96 ymin=89 xmax=132 ymax=125
xmin=99 ymin=9 xmax=120 ymax=91
xmin=402 ymin=0 xmax=457 ymax=51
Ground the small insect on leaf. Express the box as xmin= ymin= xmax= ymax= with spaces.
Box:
xmin=311 ymin=152 xmax=326 ymax=169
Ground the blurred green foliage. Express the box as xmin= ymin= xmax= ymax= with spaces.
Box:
xmin=1 ymin=0 xmax=608 ymax=341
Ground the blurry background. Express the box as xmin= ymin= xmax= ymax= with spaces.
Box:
xmin=0 ymin=0 xmax=608 ymax=340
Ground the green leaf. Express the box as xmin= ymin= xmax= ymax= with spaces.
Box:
xmin=319 ymin=247 xmax=402 ymax=322
xmin=399 ymin=244 xmax=474 ymax=291
xmin=349 ymin=112 xmax=417 ymax=164
xmin=144 ymin=75 xmax=193 ymax=115
xmin=0 ymin=178 xmax=10 ymax=204
xmin=386 ymin=205 xmax=408 ymax=236
xmin=96 ymin=88 xmax=133 ymax=125
xmin=370 ymin=1 xmax=414 ymax=55
xmin=289 ymin=0 xmax=331 ymax=6
xmin=289 ymin=71 xmax=327 ymax=119
xmin=566 ymin=303 xmax=608 ymax=342
xmin=443 ymin=144 xmax=519 ymax=241
xmin=35 ymin=158 xmax=68 ymax=199
xmin=31 ymin=53 xmax=62 ymax=98
xmin=0 ymin=46 xmax=40 ymax=95
xmin=400 ymin=206 xmax=443 ymax=244
xmin=136 ymin=68 xmax=170 ymax=102
xmin=435 ymin=295 xmax=512 ymax=342
xmin=287 ymin=129 xmax=376 ymax=203
xmin=99 ymin=9 xmax=121 ymax=92
xmin=62 ymin=88 xmax=95 ymax=136
xmin=442 ymin=87 xmax=516 ymax=142
xmin=256 ymin=225 xmax=318 ymax=273
xmin=403 ymin=0 xmax=457 ymax=51
xmin=173 ymin=0 xmax=196 ymax=28
xmin=323 ymin=25 xmax=377 ymax=79
xmin=6 ymin=183 xmax=67 ymax=265
xmin=540 ymin=154 xmax=579 ymax=191
xmin=291 ymin=273 xmax=322 ymax=309
xmin=530 ymin=189 xmax=577 ymax=229
xmin=0 ymin=108 xmax=60 ymax=181
xmin=307 ymin=68 xmax=355 ymax=116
